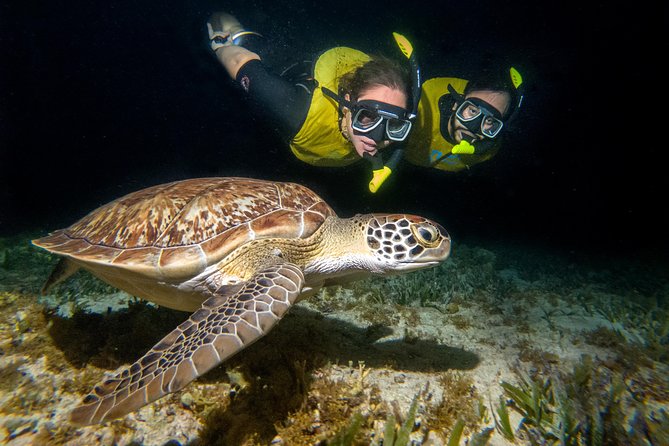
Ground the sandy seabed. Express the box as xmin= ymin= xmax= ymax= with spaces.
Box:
xmin=0 ymin=234 xmax=667 ymax=445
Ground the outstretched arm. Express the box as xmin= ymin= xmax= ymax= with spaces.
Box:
xmin=215 ymin=44 xmax=261 ymax=80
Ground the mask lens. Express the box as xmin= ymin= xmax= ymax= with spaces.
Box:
xmin=481 ymin=116 xmax=503 ymax=138
xmin=350 ymin=99 xmax=411 ymax=141
xmin=456 ymin=100 xmax=504 ymax=138
xmin=352 ymin=108 xmax=382 ymax=131
xmin=456 ymin=101 xmax=481 ymax=121
xmin=386 ymin=119 xmax=411 ymax=141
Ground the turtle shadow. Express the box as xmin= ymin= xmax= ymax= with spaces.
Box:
xmin=194 ymin=305 xmax=480 ymax=445
xmin=47 ymin=301 xmax=479 ymax=373
xmin=47 ymin=302 xmax=479 ymax=445
xmin=46 ymin=300 xmax=188 ymax=369
xmin=265 ymin=305 xmax=480 ymax=372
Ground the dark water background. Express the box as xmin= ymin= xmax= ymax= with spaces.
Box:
xmin=1 ymin=1 xmax=666 ymax=261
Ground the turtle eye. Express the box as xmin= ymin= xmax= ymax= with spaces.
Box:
xmin=411 ymin=223 xmax=440 ymax=247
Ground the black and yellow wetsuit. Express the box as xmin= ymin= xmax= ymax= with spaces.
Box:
xmin=289 ymin=47 xmax=370 ymax=166
xmin=235 ymin=47 xmax=370 ymax=167
xmin=404 ymin=77 xmax=500 ymax=172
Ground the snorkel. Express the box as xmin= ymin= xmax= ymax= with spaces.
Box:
xmin=366 ymin=32 xmax=421 ymax=193
xmin=320 ymin=35 xmax=420 ymax=192
xmin=445 ymin=84 xmax=487 ymax=155
xmin=506 ymin=67 xmax=525 ymax=124
xmin=434 ymin=67 xmax=525 ymax=162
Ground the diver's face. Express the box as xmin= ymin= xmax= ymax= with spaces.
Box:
xmin=450 ymin=90 xmax=511 ymax=142
xmin=344 ymin=85 xmax=408 ymax=158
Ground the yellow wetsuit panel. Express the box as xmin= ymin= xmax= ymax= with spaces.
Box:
xmin=289 ymin=47 xmax=370 ymax=167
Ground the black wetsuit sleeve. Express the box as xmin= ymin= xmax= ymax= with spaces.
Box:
xmin=235 ymin=59 xmax=312 ymax=141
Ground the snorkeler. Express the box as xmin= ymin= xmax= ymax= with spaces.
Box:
xmin=405 ymin=68 xmax=525 ymax=172
xmin=206 ymin=12 xmax=420 ymax=192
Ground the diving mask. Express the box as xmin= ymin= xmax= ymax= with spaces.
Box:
xmin=350 ymin=100 xmax=412 ymax=142
xmin=321 ymin=87 xmax=411 ymax=143
xmin=455 ymin=98 xmax=504 ymax=139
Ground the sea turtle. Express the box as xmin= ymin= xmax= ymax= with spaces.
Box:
xmin=33 ymin=177 xmax=450 ymax=426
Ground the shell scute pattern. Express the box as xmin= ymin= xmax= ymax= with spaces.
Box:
xmin=157 ymin=245 xmax=207 ymax=277
xmin=37 ymin=178 xmax=335 ymax=276
xmin=249 ymin=209 xmax=304 ymax=239
xmin=67 ymin=179 xmax=213 ymax=249
xmin=111 ymin=247 xmax=162 ymax=270
xmin=78 ymin=244 xmax=125 ymax=262
xmin=277 ymin=182 xmax=324 ymax=211
xmin=155 ymin=180 xmax=282 ymax=247
xmin=48 ymin=237 xmax=91 ymax=256
xmin=198 ymin=225 xmax=254 ymax=264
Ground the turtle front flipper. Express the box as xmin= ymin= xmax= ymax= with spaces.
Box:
xmin=70 ymin=262 xmax=305 ymax=426
xmin=40 ymin=257 xmax=80 ymax=295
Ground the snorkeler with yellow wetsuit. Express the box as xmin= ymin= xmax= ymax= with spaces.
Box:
xmin=207 ymin=11 xmax=419 ymax=192
xmin=405 ymin=68 xmax=524 ymax=172
xmin=206 ymin=12 xmax=525 ymax=191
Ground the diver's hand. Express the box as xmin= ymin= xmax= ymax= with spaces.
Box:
xmin=207 ymin=12 xmax=239 ymax=51
xmin=208 ymin=29 xmax=232 ymax=51
xmin=207 ymin=12 xmax=259 ymax=51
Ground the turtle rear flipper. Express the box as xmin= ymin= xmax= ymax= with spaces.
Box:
xmin=69 ymin=261 xmax=305 ymax=426
xmin=41 ymin=257 xmax=80 ymax=295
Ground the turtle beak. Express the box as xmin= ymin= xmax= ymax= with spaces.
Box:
xmin=401 ymin=221 xmax=451 ymax=267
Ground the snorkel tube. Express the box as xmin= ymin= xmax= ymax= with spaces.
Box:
xmin=506 ymin=67 xmax=525 ymax=124
xmin=391 ymin=32 xmax=421 ymax=120
xmin=366 ymin=32 xmax=421 ymax=193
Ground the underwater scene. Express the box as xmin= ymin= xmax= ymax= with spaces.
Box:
xmin=1 ymin=232 xmax=668 ymax=445
xmin=2 ymin=0 xmax=666 ymax=445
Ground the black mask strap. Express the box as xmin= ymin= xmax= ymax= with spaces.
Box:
xmin=447 ymin=84 xmax=466 ymax=104
xmin=322 ymin=86 xmax=353 ymax=111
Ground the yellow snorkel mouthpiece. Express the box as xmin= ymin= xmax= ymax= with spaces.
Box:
xmin=451 ymin=139 xmax=475 ymax=154
xmin=369 ymin=166 xmax=393 ymax=193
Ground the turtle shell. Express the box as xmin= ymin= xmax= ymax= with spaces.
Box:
xmin=33 ymin=177 xmax=336 ymax=279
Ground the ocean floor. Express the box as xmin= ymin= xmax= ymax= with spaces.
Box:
xmin=0 ymin=233 xmax=667 ymax=445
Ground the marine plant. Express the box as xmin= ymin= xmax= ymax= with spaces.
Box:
xmin=492 ymin=395 xmax=515 ymax=441
xmin=326 ymin=391 xmax=471 ymax=446
xmin=324 ymin=374 xmax=497 ymax=446
xmin=379 ymin=393 xmax=419 ymax=446
xmin=496 ymin=355 xmax=669 ymax=445
xmin=327 ymin=412 xmax=366 ymax=445
xmin=346 ymin=243 xmax=501 ymax=313
xmin=0 ymin=233 xmax=55 ymax=293
xmin=322 ymin=393 xmax=419 ymax=446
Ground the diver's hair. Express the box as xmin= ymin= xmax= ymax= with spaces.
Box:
xmin=338 ymin=56 xmax=409 ymax=101
xmin=464 ymin=69 xmax=519 ymax=119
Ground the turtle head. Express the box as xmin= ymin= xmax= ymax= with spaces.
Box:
xmin=362 ymin=214 xmax=451 ymax=273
